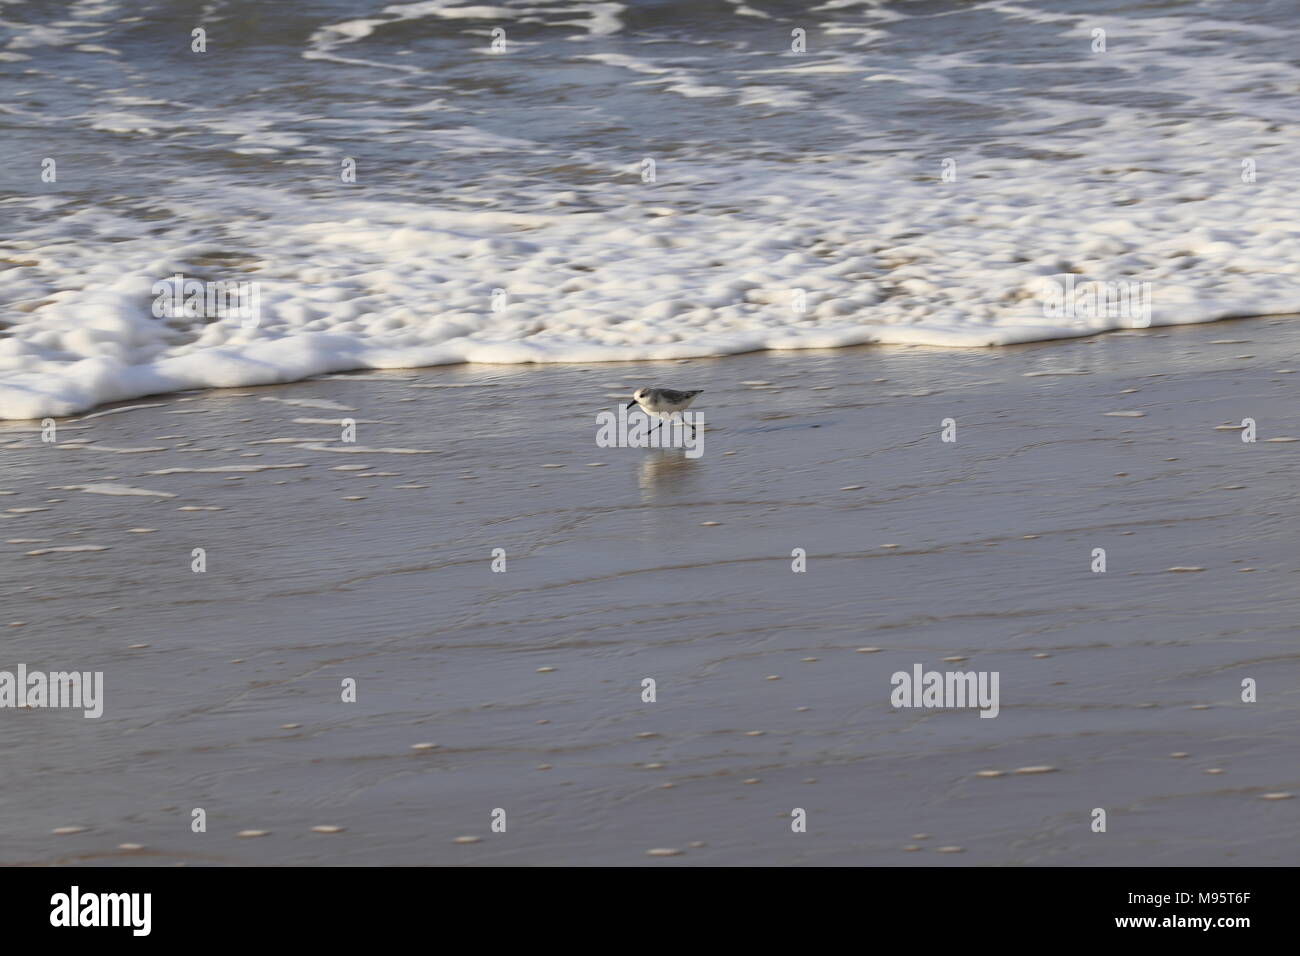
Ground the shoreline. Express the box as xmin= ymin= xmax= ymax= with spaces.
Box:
xmin=3 ymin=310 xmax=1299 ymax=423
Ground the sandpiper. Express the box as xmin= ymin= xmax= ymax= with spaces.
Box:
xmin=626 ymin=386 xmax=703 ymax=436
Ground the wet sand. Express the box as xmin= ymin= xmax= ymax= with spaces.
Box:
xmin=1 ymin=317 xmax=1297 ymax=866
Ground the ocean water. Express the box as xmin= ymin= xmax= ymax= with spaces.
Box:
xmin=2 ymin=0 xmax=1299 ymax=419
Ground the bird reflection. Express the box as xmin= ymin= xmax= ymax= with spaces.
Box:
xmin=638 ymin=450 xmax=696 ymax=502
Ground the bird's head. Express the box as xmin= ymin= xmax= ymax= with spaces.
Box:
xmin=627 ymin=387 xmax=650 ymax=409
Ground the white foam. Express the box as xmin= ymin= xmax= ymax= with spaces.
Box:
xmin=292 ymin=444 xmax=437 ymax=454
xmin=26 ymin=545 xmax=111 ymax=555
xmin=5 ymin=159 xmax=1300 ymax=419
xmin=57 ymin=483 xmax=175 ymax=497
xmin=147 ymin=464 xmax=307 ymax=474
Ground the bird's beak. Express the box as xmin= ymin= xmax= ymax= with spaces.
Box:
xmin=626 ymin=398 xmax=638 ymax=409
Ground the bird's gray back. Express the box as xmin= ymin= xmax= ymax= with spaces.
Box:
xmin=653 ymin=388 xmax=702 ymax=403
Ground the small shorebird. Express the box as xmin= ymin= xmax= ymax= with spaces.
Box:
xmin=626 ymin=386 xmax=703 ymax=436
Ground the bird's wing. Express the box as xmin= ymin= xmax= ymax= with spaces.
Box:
xmin=658 ymin=388 xmax=702 ymax=403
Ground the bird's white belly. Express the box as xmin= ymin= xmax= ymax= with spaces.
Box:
xmin=641 ymin=403 xmax=679 ymax=416
xmin=644 ymin=400 xmax=692 ymax=414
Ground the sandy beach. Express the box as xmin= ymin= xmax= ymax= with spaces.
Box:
xmin=2 ymin=316 xmax=1296 ymax=866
